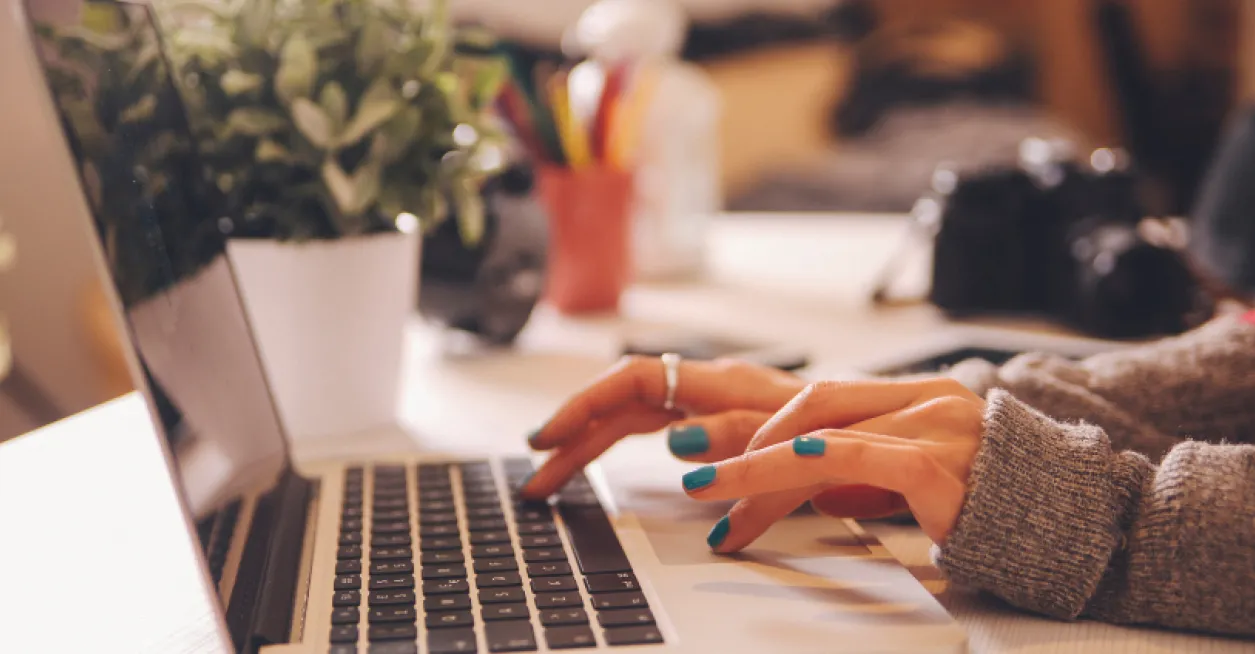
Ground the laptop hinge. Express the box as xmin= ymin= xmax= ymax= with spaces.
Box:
xmin=232 ymin=468 xmax=315 ymax=654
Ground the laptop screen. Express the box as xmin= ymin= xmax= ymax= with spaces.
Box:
xmin=19 ymin=0 xmax=291 ymax=561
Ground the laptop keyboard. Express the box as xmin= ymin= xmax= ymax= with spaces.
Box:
xmin=327 ymin=458 xmax=663 ymax=653
xmin=196 ymin=499 xmax=242 ymax=585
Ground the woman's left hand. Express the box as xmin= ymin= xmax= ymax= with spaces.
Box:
xmin=682 ymin=378 xmax=986 ymax=550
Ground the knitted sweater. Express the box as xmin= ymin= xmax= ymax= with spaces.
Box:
xmin=936 ymin=313 xmax=1255 ymax=637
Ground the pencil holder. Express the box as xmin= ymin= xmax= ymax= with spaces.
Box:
xmin=537 ymin=165 xmax=635 ymax=314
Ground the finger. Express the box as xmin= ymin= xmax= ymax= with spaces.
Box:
xmin=811 ymin=485 xmax=908 ymax=519
xmin=520 ymin=403 xmax=674 ymax=498
xmin=746 ymin=379 xmax=936 ymax=451
xmin=687 ymin=431 xmax=967 ymax=544
xmin=531 ymin=357 xmax=797 ymax=450
xmin=713 ymin=411 xmax=910 ymax=552
xmin=665 ymin=410 xmax=771 ymax=462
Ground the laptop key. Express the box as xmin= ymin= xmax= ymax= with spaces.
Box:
xmin=424 ymin=594 xmax=472 ymax=611
xmin=473 ymin=558 xmax=518 ymax=573
xmin=531 ymin=591 xmax=582 ymax=609
xmin=341 ymin=519 xmax=363 ymax=532
xmin=421 ymin=524 xmax=461 ymax=538
xmin=374 ymin=521 xmax=411 ymax=535
xmin=369 ymin=590 xmax=416 ymax=606
xmin=603 ymin=625 xmax=663 ymax=646
xmin=485 ymin=620 xmax=537 ymax=652
xmin=478 ymin=587 xmax=526 ymax=604
xmin=482 ymin=603 xmax=529 ymax=621
xmin=428 ymin=628 xmax=479 ymax=654
xmin=420 ymin=512 xmax=459 ymax=526
xmin=513 ymin=508 xmax=551 ymax=523
xmin=368 ymin=575 xmax=415 ymax=591
xmin=471 ymin=544 xmax=514 ymax=559
xmin=335 ymin=575 xmax=362 ymax=590
xmin=339 ymin=532 xmax=363 ymax=545
xmin=477 ymin=572 xmax=522 ymax=588
xmin=518 ymin=535 xmax=561 ymax=549
xmin=426 ymin=611 xmax=475 ymax=629
xmin=467 ymin=518 xmax=508 ymax=532
xmin=422 ymin=564 xmax=468 ymax=580
xmin=331 ymin=607 xmax=360 ymax=624
xmin=544 ymin=625 xmax=597 ymax=650
xmin=556 ymin=505 xmax=632 ymax=575
xmin=539 ymin=608 xmax=588 ymax=626
xmin=597 ymin=608 xmax=655 ymax=627
xmin=469 ymin=530 xmax=510 ymax=545
xmin=367 ymin=643 xmax=418 ymax=654
xmin=330 ymin=625 xmax=359 ymax=643
xmin=373 ymin=533 xmax=411 ymax=547
xmin=466 ymin=506 xmax=504 ymax=519
xmin=369 ymin=605 xmax=417 ymax=623
xmin=374 ymin=498 xmax=408 ymax=510
xmin=423 ymin=578 xmax=470 ymax=595
xmin=333 ymin=590 xmax=361 ymax=606
xmin=464 ymin=494 xmax=505 ymax=508
xmin=371 ymin=560 xmax=414 ymax=575
xmin=585 ymin=572 xmax=638 ymax=594
xmin=369 ymin=623 xmax=418 ymax=642
xmin=522 ymin=548 xmax=566 ymax=563
xmin=526 ymin=562 xmax=571 ymax=577
xmin=420 ymin=500 xmax=456 ymax=512
xmin=531 ymin=577 xmax=577 ymax=594
xmin=590 ymin=592 xmax=648 ymax=610
xmin=421 ymin=536 xmax=461 ymax=551
xmin=372 ymin=547 xmax=412 ymax=561
xmin=342 ymin=506 xmax=364 ymax=518
xmin=329 ymin=645 xmax=358 ymax=654
xmin=336 ymin=560 xmax=363 ymax=575
xmin=374 ymin=509 xmax=409 ymax=522
xmin=422 ymin=550 xmax=464 ymax=565
xmin=516 ymin=522 xmax=556 ymax=535
xmin=338 ymin=545 xmax=362 ymax=560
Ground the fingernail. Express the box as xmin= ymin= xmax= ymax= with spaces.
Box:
xmin=668 ymin=425 xmax=709 ymax=456
xmin=682 ymin=465 xmax=717 ymax=491
xmin=707 ymin=515 xmax=731 ymax=549
xmin=792 ymin=436 xmax=826 ymax=457
xmin=527 ymin=429 xmax=543 ymax=446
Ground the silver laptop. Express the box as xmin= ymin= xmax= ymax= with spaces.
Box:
xmin=0 ymin=1 xmax=966 ymax=652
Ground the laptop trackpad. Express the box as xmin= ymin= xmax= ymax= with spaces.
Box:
xmin=593 ymin=437 xmax=871 ymax=566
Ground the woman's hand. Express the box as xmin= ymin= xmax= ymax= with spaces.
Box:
xmin=521 ymin=356 xmax=806 ymax=498
xmin=682 ymin=378 xmax=985 ymax=549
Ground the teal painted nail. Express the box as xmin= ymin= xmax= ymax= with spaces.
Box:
xmin=682 ymin=465 xmax=717 ymax=491
xmin=707 ymin=515 xmax=731 ymax=549
xmin=668 ymin=425 xmax=709 ymax=456
xmin=793 ymin=436 xmax=826 ymax=457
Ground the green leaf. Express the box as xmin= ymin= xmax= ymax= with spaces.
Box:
xmin=470 ymin=58 xmax=507 ymax=109
xmin=356 ymin=18 xmax=390 ymax=76
xmin=321 ymin=159 xmax=381 ymax=218
xmin=119 ymin=95 xmax=158 ymax=124
xmin=220 ymin=69 xmax=263 ymax=96
xmin=319 ymin=82 xmax=348 ymax=133
xmin=336 ymin=78 xmax=400 ymax=148
xmin=157 ymin=0 xmax=236 ymax=23
xmin=371 ymin=106 xmax=421 ymax=162
xmin=171 ymin=29 xmax=237 ymax=60
xmin=226 ymin=108 xmax=287 ymax=136
xmin=255 ymin=139 xmax=292 ymax=162
xmin=240 ymin=0 xmax=274 ymax=46
xmin=452 ymin=176 xmax=484 ymax=246
xmin=291 ymin=98 xmax=334 ymax=148
xmin=274 ymin=34 xmax=316 ymax=104
xmin=322 ymin=159 xmax=354 ymax=215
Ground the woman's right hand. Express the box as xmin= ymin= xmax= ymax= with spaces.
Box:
xmin=520 ymin=356 xmax=806 ymax=498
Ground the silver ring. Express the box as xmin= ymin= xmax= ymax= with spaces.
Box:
xmin=661 ymin=353 xmax=681 ymax=411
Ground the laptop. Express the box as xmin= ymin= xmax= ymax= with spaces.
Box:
xmin=0 ymin=1 xmax=967 ymax=652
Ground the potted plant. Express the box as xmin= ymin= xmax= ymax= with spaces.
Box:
xmin=155 ymin=0 xmax=507 ymax=439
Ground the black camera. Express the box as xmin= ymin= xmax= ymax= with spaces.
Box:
xmin=920 ymin=138 xmax=1213 ymax=338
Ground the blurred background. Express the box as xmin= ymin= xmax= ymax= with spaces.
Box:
xmin=458 ymin=0 xmax=1252 ymax=215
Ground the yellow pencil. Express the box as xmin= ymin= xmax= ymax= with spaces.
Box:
xmin=548 ymin=71 xmax=592 ymax=169
xmin=608 ymin=63 xmax=659 ymax=168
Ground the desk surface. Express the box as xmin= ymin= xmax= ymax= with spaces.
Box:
xmin=292 ymin=214 xmax=1254 ymax=654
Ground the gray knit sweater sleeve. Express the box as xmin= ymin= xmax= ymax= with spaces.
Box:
xmin=933 ymin=314 xmax=1255 ymax=636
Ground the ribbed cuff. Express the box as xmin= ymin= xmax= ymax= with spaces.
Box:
xmin=933 ymin=390 xmax=1125 ymax=619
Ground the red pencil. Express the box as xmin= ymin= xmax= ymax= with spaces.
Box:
xmin=590 ymin=63 xmax=627 ymax=164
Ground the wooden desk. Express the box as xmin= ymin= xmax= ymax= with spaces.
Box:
xmin=293 ymin=213 xmax=1254 ymax=654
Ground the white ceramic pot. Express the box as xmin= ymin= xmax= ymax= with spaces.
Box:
xmin=227 ymin=231 xmax=419 ymax=441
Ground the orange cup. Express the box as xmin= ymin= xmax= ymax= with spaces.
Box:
xmin=536 ymin=165 xmax=634 ymax=314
